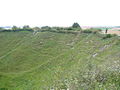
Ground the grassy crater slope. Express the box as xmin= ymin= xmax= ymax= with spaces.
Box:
xmin=0 ymin=31 xmax=119 ymax=90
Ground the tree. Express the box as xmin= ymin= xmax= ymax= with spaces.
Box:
xmin=72 ymin=22 xmax=81 ymax=28
xmin=23 ymin=25 xmax=30 ymax=29
xmin=41 ymin=26 xmax=51 ymax=30
xmin=12 ymin=26 xmax=18 ymax=30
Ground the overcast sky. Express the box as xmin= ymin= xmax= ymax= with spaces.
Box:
xmin=0 ymin=0 xmax=120 ymax=27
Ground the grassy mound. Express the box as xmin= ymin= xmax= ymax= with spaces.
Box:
xmin=0 ymin=31 xmax=119 ymax=90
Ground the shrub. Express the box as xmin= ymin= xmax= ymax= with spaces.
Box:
xmin=103 ymin=34 xmax=113 ymax=39
xmin=82 ymin=30 xmax=92 ymax=33
xmin=66 ymin=27 xmax=73 ymax=30
xmin=0 ymin=88 xmax=8 ymax=90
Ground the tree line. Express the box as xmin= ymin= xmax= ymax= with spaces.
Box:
xmin=0 ymin=25 xmax=33 ymax=32
xmin=0 ymin=23 xmax=103 ymax=35
xmin=0 ymin=23 xmax=82 ymax=32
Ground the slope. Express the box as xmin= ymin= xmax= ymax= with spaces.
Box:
xmin=0 ymin=31 xmax=119 ymax=90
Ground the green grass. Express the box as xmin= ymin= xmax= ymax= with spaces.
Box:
xmin=0 ymin=31 xmax=119 ymax=90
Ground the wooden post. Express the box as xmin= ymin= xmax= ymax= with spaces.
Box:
xmin=105 ymin=28 xmax=108 ymax=34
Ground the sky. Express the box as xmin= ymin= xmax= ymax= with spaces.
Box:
xmin=0 ymin=0 xmax=120 ymax=27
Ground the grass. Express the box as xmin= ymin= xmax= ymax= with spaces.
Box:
xmin=0 ymin=31 xmax=119 ymax=90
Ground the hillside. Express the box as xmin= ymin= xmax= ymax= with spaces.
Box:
xmin=0 ymin=31 xmax=120 ymax=90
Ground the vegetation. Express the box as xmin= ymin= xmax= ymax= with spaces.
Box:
xmin=23 ymin=25 xmax=31 ymax=30
xmin=0 ymin=27 xmax=119 ymax=90
xmin=12 ymin=26 xmax=19 ymax=30
xmin=82 ymin=29 xmax=93 ymax=33
xmin=41 ymin=26 xmax=51 ymax=30
xmin=82 ymin=28 xmax=102 ymax=34
xmin=102 ymin=34 xmax=116 ymax=39
xmin=72 ymin=22 xmax=81 ymax=28
xmin=0 ymin=27 xmax=4 ymax=30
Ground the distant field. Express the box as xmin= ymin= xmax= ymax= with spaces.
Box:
xmin=107 ymin=28 xmax=120 ymax=36
xmin=0 ymin=31 xmax=120 ymax=90
xmin=101 ymin=29 xmax=120 ymax=36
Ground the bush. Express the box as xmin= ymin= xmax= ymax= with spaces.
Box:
xmin=41 ymin=26 xmax=51 ymax=29
xmin=93 ymin=29 xmax=102 ymax=34
xmin=66 ymin=27 xmax=73 ymax=30
xmin=82 ymin=30 xmax=92 ymax=33
xmin=82 ymin=28 xmax=102 ymax=34
xmin=0 ymin=88 xmax=8 ymax=90
xmin=102 ymin=34 xmax=113 ymax=39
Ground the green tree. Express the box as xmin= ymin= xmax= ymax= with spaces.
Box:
xmin=12 ymin=26 xmax=18 ymax=30
xmin=72 ymin=22 xmax=81 ymax=29
xmin=23 ymin=25 xmax=30 ymax=29
xmin=41 ymin=26 xmax=51 ymax=30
